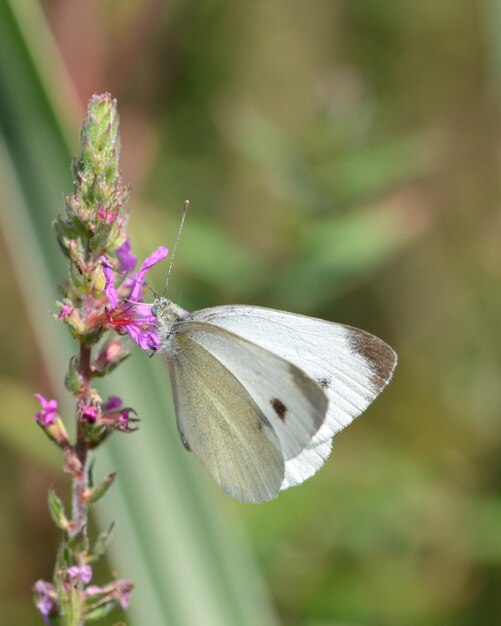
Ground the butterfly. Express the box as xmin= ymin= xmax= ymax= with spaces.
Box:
xmin=151 ymin=297 xmax=397 ymax=503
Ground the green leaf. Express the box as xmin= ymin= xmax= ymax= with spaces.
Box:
xmin=84 ymin=602 xmax=115 ymax=621
xmin=87 ymin=473 xmax=116 ymax=506
xmin=64 ymin=357 xmax=84 ymax=395
xmin=48 ymin=486 xmax=69 ymax=531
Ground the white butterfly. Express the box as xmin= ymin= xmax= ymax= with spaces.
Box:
xmin=151 ymin=297 xmax=397 ymax=503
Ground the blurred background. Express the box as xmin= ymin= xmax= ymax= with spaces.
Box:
xmin=0 ymin=0 xmax=500 ymax=624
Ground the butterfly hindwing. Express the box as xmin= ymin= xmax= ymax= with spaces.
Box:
xmin=167 ymin=331 xmax=285 ymax=503
xmin=173 ymin=321 xmax=328 ymax=462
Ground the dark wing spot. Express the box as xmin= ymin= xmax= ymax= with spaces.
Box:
xmin=271 ymin=398 xmax=287 ymax=421
xmin=316 ymin=376 xmax=331 ymax=390
xmin=349 ymin=330 xmax=397 ymax=389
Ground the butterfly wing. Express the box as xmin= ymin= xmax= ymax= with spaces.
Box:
xmin=167 ymin=331 xmax=285 ymax=503
xmin=190 ymin=305 xmax=397 ymax=490
xmin=173 ymin=321 xmax=328 ymax=463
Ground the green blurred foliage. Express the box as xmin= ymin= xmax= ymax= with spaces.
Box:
xmin=1 ymin=0 xmax=500 ymax=624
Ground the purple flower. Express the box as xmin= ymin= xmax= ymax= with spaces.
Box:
xmin=81 ymin=406 xmax=99 ymax=423
xmin=119 ymin=589 xmax=132 ymax=610
xmin=103 ymin=245 xmax=168 ymax=350
xmin=84 ymin=579 xmax=134 ymax=612
xmin=34 ymin=394 xmax=58 ymax=426
xmin=114 ymin=579 xmax=134 ymax=610
xmin=58 ymin=304 xmax=72 ymax=320
xmin=116 ymin=238 xmax=137 ymax=273
xmin=128 ymin=246 xmax=168 ymax=301
xmin=102 ymin=265 xmax=119 ymax=309
xmin=81 ymin=565 xmax=93 ymax=583
xmin=85 ymin=585 xmax=103 ymax=597
xmin=102 ymin=396 xmax=138 ymax=432
xmin=93 ymin=339 xmax=128 ymax=373
xmin=121 ymin=304 xmax=159 ymax=351
xmin=33 ymin=580 xmax=56 ymax=623
xmin=97 ymin=208 xmax=116 ymax=224
xmin=117 ymin=408 xmax=135 ymax=431
xmin=67 ymin=564 xmax=93 ymax=584
xmin=103 ymin=395 xmax=122 ymax=411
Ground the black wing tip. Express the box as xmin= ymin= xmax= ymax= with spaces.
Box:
xmin=350 ymin=330 xmax=397 ymax=387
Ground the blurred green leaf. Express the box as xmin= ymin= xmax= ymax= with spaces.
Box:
xmin=218 ymin=106 xmax=443 ymax=211
xmin=217 ymin=107 xmax=321 ymax=207
xmin=273 ymin=201 xmax=425 ymax=311
xmin=317 ymin=128 xmax=444 ymax=205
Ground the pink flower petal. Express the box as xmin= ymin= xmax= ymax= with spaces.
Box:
xmin=116 ymin=238 xmax=137 ymax=273
xmin=102 ymin=262 xmax=119 ymax=308
xmin=130 ymin=246 xmax=169 ymax=301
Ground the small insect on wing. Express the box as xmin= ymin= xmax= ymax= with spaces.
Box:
xmin=167 ymin=330 xmax=285 ymax=503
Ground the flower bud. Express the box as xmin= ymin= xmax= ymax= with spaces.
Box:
xmin=55 ymin=301 xmax=86 ymax=338
xmin=34 ymin=394 xmax=70 ymax=448
xmin=93 ymin=339 xmax=130 ymax=376
xmin=45 ymin=417 xmax=71 ymax=449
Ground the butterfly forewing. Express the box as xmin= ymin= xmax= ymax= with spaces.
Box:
xmin=174 ymin=321 xmax=328 ymax=461
xmin=167 ymin=331 xmax=285 ymax=503
xmin=190 ymin=305 xmax=397 ymax=489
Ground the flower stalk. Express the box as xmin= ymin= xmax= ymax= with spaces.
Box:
xmin=33 ymin=94 xmax=166 ymax=624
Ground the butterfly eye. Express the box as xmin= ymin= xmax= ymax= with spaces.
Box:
xmin=151 ymin=304 xmax=158 ymax=317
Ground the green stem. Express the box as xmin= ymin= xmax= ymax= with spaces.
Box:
xmin=63 ymin=343 xmax=93 ymax=626
xmin=74 ymin=343 xmax=91 ymax=543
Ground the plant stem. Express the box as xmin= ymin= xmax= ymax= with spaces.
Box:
xmin=64 ymin=344 xmax=93 ymax=626
xmin=33 ymin=93 xmax=135 ymax=624
xmin=73 ymin=344 xmax=92 ymax=544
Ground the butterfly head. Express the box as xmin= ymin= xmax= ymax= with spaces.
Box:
xmin=151 ymin=296 xmax=190 ymax=324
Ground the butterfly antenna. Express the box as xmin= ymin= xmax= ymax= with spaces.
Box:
xmin=163 ymin=200 xmax=189 ymax=297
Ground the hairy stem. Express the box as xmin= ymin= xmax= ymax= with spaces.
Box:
xmin=74 ymin=344 xmax=92 ymax=543
xmin=64 ymin=344 xmax=93 ymax=626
